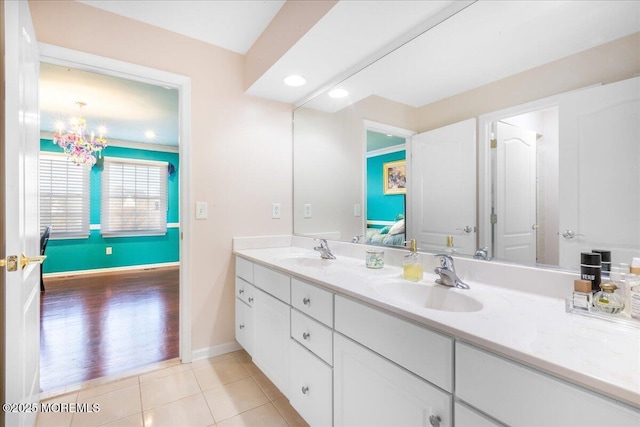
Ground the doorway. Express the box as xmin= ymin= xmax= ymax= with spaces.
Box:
xmin=38 ymin=44 xmax=192 ymax=390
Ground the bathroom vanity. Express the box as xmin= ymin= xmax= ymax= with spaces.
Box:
xmin=233 ymin=237 xmax=640 ymax=427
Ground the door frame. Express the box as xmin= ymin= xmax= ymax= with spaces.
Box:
xmin=477 ymin=85 xmax=599 ymax=257
xmin=38 ymin=43 xmax=193 ymax=363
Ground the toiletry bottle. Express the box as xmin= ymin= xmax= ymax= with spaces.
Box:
xmin=572 ymin=279 xmax=592 ymax=311
xmin=592 ymin=250 xmax=611 ymax=277
xmin=593 ymin=282 xmax=625 ymax=314
xmin=610 ymin=265 xmax=628 ymax=315
xmin=403 ymin=239 xmax=423 ymax=282
xmin=580 ymin=252 xmax=602 ymax=292
xmin=627 ymin=273 xmax=640 ymax=320
xmin=631 ymin=257 xmax=640 ymax=275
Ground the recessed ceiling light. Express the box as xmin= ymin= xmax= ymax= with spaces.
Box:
xmin=145 ymin=130 xmax=156 ymax=139
xmin=284 ymin=75 xmax=306 ymax=87
xmin=328 ymin=88 xmax=349 ymax=98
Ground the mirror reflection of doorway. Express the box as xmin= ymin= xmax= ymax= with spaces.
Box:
xmin=490 ymin=107 xmax=559 ymax=265
xmin=365 ymin=130 xmax=407 ymax=247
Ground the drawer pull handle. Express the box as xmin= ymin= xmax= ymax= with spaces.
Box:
xmin=248 ymin=297 xmax=254 ymax=303
xmin=429 ymin=415 xmax=441 ymax=427
xmin=303 ymin=297 xmax=311 ymax=306
xmin=302 ymin=332 xmax=310 ymax=340
xmin=239 ymin=289 xmax=244 ymax=294
xmin=239 ymin=324 xmax=245 ymax=329
xmin=301 ymin=386 xmax=309 ymax=395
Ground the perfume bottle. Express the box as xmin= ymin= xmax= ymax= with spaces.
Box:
xmin=593 ymin=282 xmax=625 ymax=314
xmin=403 ymin=239 xmax=423 ymax=282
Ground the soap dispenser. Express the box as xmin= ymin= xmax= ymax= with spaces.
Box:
xmin=403 ymin=239 xmax=423 ymax=282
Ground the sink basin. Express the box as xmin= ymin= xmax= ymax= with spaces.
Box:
xmin=372 ymin=280 xmax=483 ymax=312
xmin=275 ymin=253 xmax=336 ymax=269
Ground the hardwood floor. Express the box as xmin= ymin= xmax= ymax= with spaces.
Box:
xmin=40 ymin=266 xmax=179 ymax=392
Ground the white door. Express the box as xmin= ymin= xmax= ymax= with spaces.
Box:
xmin=4 ymin=1 xmax=42 ymax=426
xmin=558 ymin=77 xmax=640 ymax=267
xmin=410 ymin=119 xmax=476 ymax=255
xmin=494 ymin=122 xmax=537 ymax=263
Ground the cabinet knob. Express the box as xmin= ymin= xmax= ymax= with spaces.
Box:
xmin=248 ymin=297 xmax=254 ymax=303
xmin=429 ymin=415 xmax=441 ymax=427
xmin=239 ymin=324 xmax=244 ymax=329
xmin=303 ymin=297 xmax=311 ymax=306
xmin=239 ymin=289 xmax=244 ymax=294
xmin=301 ymin=386 xmax=309 ymax=395
xmin=302 ymin=332 xmax=310 ymax=340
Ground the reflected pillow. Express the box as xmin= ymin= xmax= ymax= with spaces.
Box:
xmin=388 ymin=219 xmax=405 ymax=235
xmin=379 ymin=226 xmax=391 ymax=235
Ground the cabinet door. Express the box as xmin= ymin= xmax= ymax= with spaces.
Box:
xmin=235 ymin=298 xmax=253 ymax=355
xmin=253 ymin=287 xmax=291 ymax=394
xmin=334 ymin=333 xmax=451 ymax=427
xmin=454 ymin=402 xmax=503 ymax=427
xmin=290 ymin=340 xmax=332 ymax=427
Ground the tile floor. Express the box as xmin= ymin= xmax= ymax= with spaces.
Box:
xmin=36 ymin=350 xmax=309 ymax=427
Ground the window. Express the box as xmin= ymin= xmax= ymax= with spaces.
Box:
xmin=39 ymin=153 xmax=91 ymax=239
xmin=101 ymin=158 xmax=168 ymax=237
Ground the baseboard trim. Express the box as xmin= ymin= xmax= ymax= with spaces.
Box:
xmin=191 ymin=341 xmax=242 ymax=362
xmin=43 ymin=262 xmax=180 ymax=278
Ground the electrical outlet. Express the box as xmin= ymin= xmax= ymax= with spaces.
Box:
xmin=354 ymin=203 xmax=362 ymax=217
xmin=304 ymin=204 xmax=312 ymax=218
xmin=272 ymin=203 xmax=281 ymax=219
xmin=106 ymin=247 xmax=112 ymax=255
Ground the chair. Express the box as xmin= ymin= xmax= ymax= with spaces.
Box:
xmin=40 ymin=226 xmax=51 ymax=292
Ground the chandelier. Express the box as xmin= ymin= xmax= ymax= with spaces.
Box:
xmin=53 ymin=102 xmax=107 ymax=166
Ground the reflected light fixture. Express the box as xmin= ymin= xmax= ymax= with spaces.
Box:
xmin=284 ymin=75 xmax=307 ymax=87
xmin=53 ymin=101 xmax=107 ymax=166
xmin=145 ymin=130 xmax=157 ymax=139
xmin=328 ymin=88 xmax=349 ymax=98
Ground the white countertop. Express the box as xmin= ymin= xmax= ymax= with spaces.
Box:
xmin=234 ymin=243 xmax=640 ymax=409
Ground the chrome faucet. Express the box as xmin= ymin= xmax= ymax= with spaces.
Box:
xmin=473 ymin=247 xmax=490 ymax=260
xmin=314 ymin=239 xmax=336 ymax=259
xmin=433 ymin=254 xmax=470 ymax=289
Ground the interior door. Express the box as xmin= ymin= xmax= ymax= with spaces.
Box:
xmin=558 ymin=77 xmax=640 ymax=267
xmin=4 ymin=2 xmax=41 ymax=426
xmin=494 ymin=121 xmax=537 ymax=263
xmin=410 ymin=118 xmax=476 ymax=255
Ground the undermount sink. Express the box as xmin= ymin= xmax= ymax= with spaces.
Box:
xmin=275 ymin=253 xmax=336 ymax=268
xmin=372 ymin=280 xmax=483 ymax=312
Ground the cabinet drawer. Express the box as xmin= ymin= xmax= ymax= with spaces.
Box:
xmin=236 ymin=257 xmax=254 ymax=283
xmin=235 ymin=299 xmax=253 ymax=356
xmin=254 ymin=264 xmax=290 ymax=303
xmin=235 ymin=277 xmax=254 ymax=306
xmin=334 ymin=295 xmax=453 ymax=392
xmin=291 ymin=309 xmax=333 ymax=365
xmin=454 ymin=402 xmax=502 ymax=427
xmin=289 ymin=340 xmax=332 ymax=427
xmin=291 ymin=278 xmax=333 ymax=327
xmin=456 ymin=342 xmax=640 ymax=426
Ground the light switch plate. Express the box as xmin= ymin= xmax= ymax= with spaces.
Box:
xmin=195 ymin=201 xmax=208 ymax=220
xmin=354 ymin=204 xmax=362 ymax=217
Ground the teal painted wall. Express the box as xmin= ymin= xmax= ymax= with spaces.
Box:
xmin=367 ymin=150 xmax=405 ymax=226
xmin=41 ymin=139 xmax=180 ymax=273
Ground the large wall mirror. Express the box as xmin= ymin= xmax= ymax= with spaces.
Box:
xmin=293 ymin=0 xmax=640 ymax=271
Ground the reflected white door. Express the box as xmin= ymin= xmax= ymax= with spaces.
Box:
xmin=494 ymin=122 xmax=537 ymax=263
xmin=410 ymin=118 xmax=476 ymax=255
xmin=558 ymin=77 xmax=640 ymax=267
xmin=4 ymin=2 xmax=41 ymax=426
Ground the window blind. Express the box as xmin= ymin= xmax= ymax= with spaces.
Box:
xmin=101 ymin=158 xmax=168 ymax=237
xmin=39 ymin=153 xmax=91 ymax=239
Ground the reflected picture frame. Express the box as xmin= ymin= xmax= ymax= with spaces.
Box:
xmin=383 ymin=160 xmax=406 ymax=195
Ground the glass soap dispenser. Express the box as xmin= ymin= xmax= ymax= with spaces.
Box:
xmin=403 ymin=239 xmax=423 ymax=282
xmin=593 ymin=282 xmax=625 ymax=314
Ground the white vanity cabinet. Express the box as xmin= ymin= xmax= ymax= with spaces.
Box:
xmin=334 ymin=295 xmax=453 ymax=427
xmin=455 ymin=342 xmax=640 ymax=426
xmin=289 ymin=279 xmax=334 ymax=427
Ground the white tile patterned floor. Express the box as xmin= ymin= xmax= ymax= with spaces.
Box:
xmin=36 ymin=350 xmax=309 ymax=427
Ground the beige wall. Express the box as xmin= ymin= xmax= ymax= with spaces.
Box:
xmin=413 ymin=32 xmax=640 ymax=132
xmin=29 ymin=1 xmax=293 ymax=354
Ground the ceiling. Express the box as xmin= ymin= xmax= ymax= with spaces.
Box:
xmin=40 ymin=1 xmax=640 ymax=147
